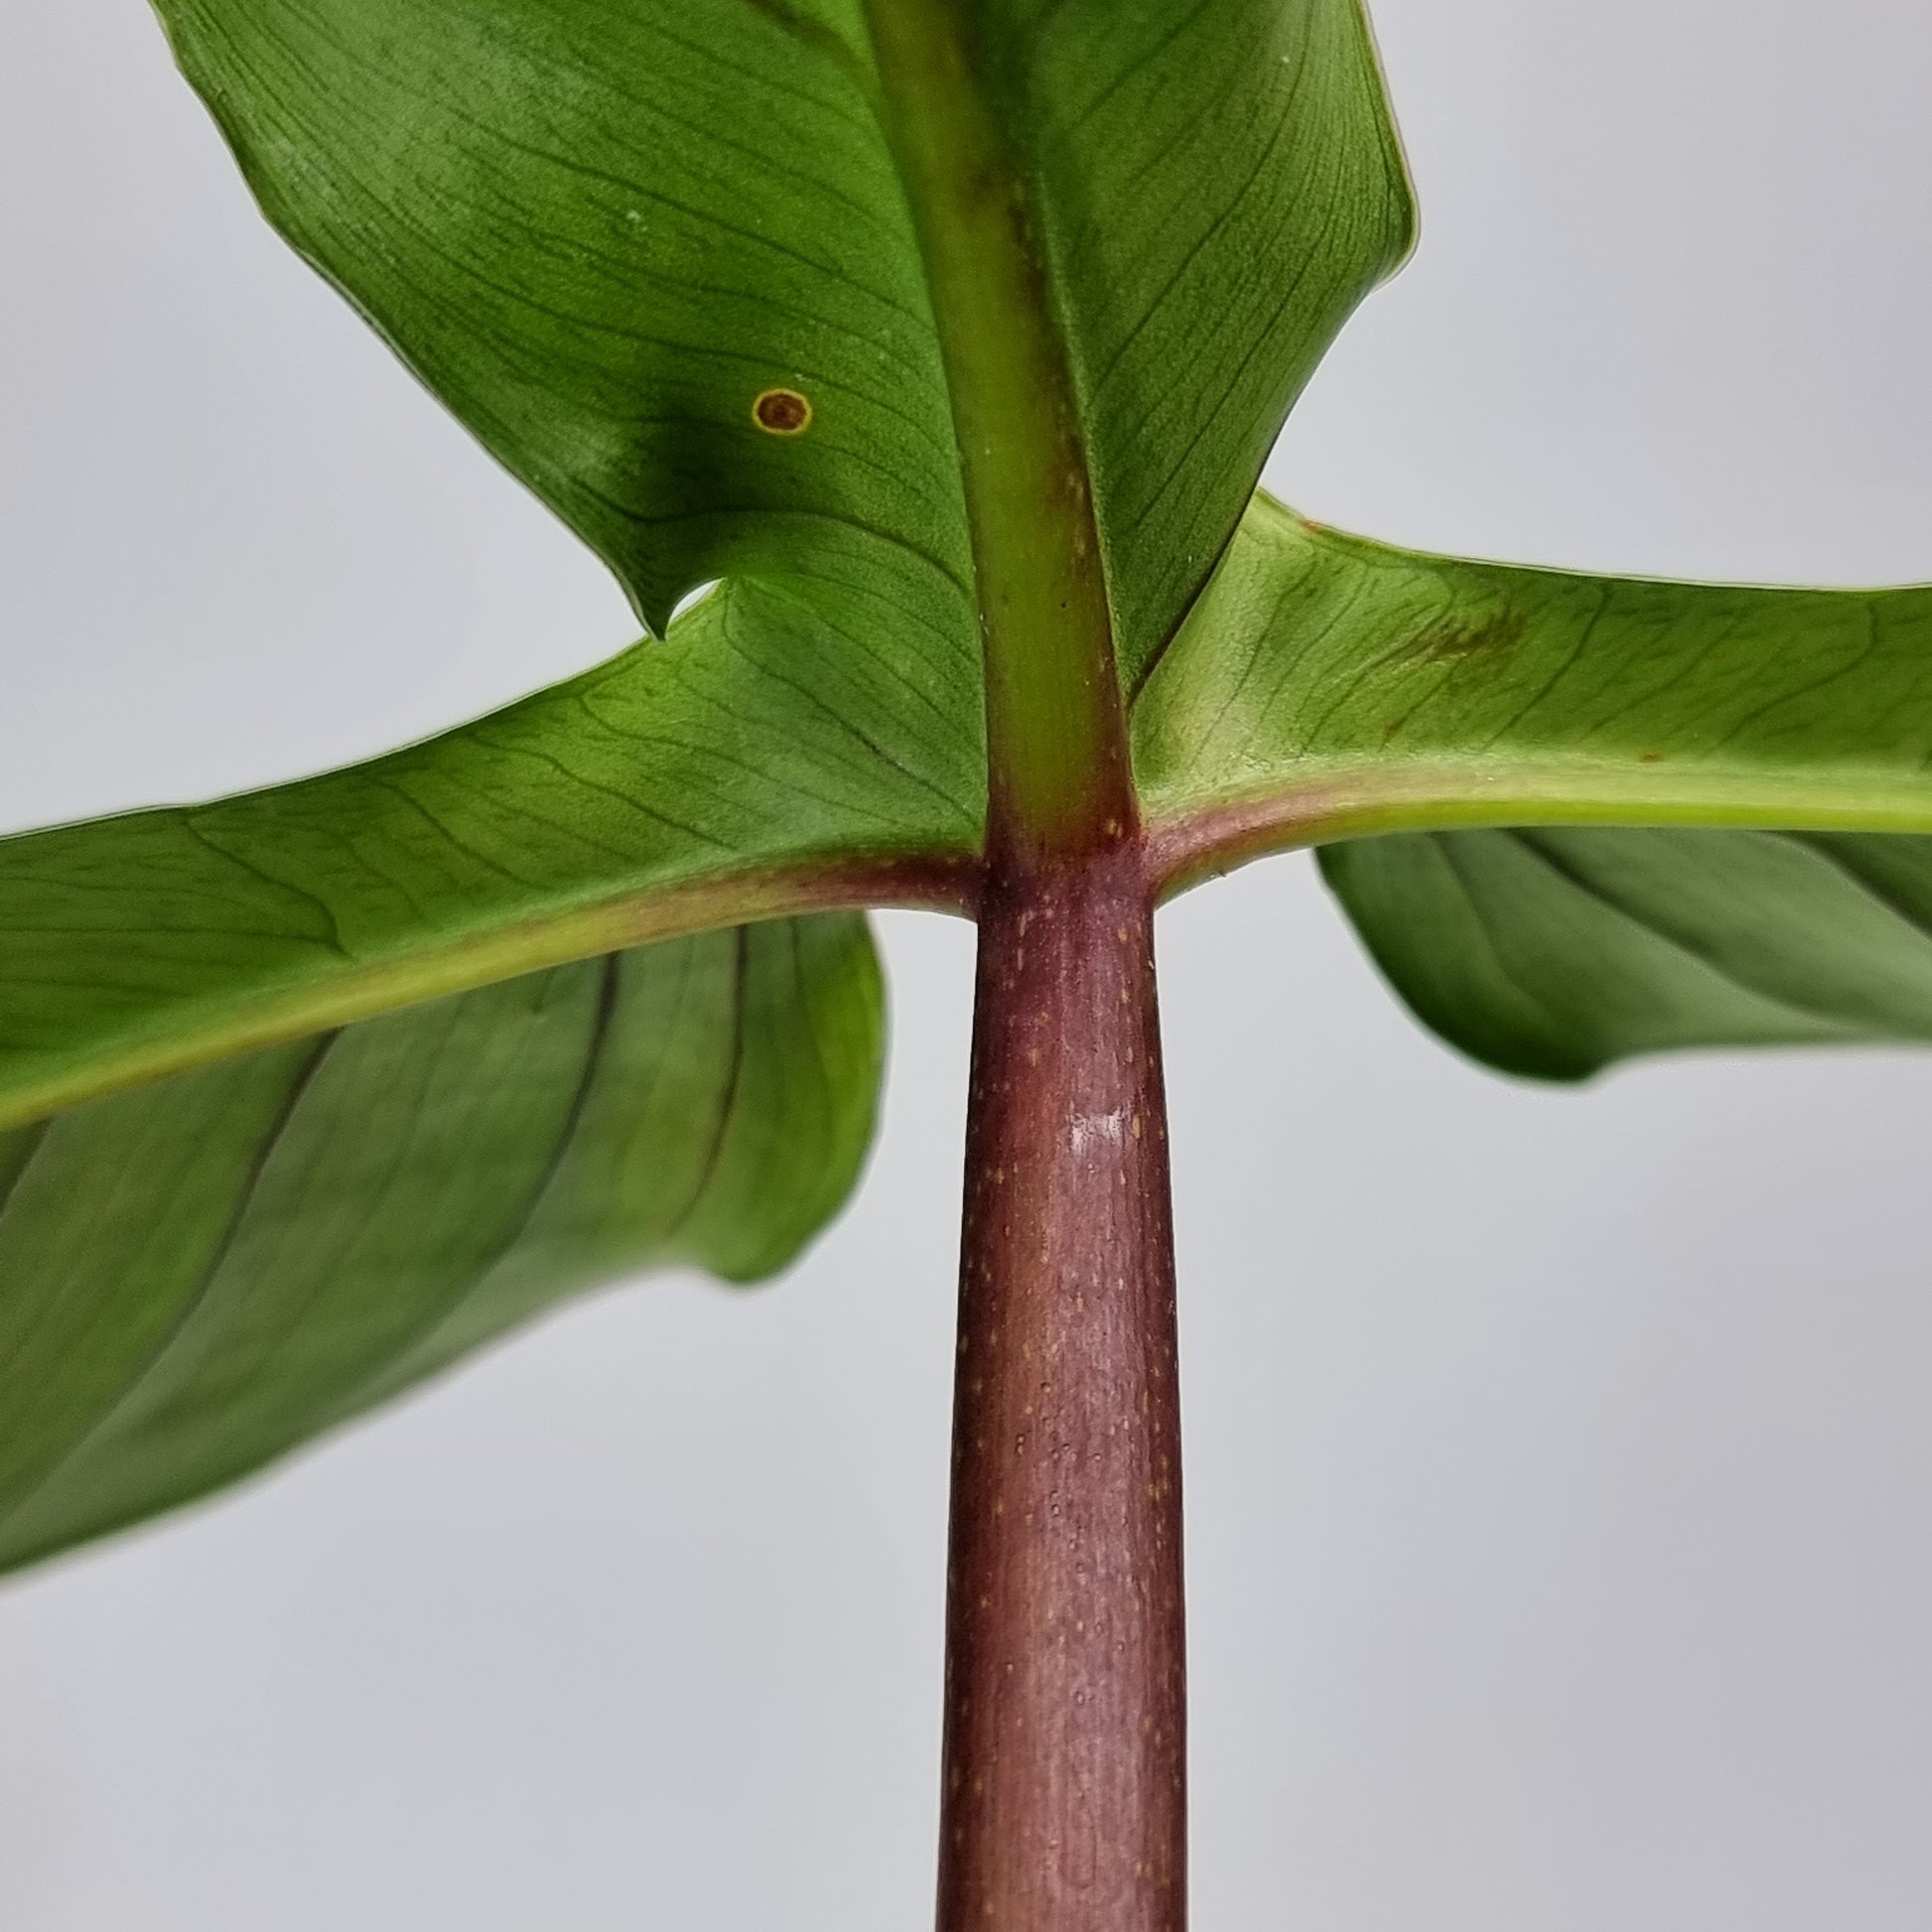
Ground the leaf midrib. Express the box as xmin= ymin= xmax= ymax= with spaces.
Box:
xmin=1143 ymin=756 xmax=1932 ymax=899
xmin=856 ymin=0 xmax=1137 ymax=866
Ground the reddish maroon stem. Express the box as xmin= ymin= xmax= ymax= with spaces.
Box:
xmin=938 ymin=841 xmax=1186 ymax=1932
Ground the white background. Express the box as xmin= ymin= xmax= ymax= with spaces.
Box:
xmin=5 ymin=2 xmax=1932 ymax=1925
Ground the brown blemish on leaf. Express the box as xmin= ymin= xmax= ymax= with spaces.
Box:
xmin=753 ymin=387 xmax=812 ymax=435
xmin=1410 ymin=606 xmax=1527 ymax=664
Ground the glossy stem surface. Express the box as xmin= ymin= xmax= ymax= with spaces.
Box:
xmin=939 ymin=845 xmax=1185 ymax=1932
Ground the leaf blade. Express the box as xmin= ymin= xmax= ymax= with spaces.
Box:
xmin=154 ymin=0 xmax=1413 ymax=681
xmin=1140 ymin=494 xmax=1932 ymax=884
xmin=1139 ymin=498 xmax=1932 ymax=1075
xmin=0 ymin=580 xmax=974 ymax=1130
xmin=1318 ymin=828 xmax=1932 ymax=1079
xmin=156 ymin=0 xmax=971 ymax=634
xmin=1016 ymin=0 xmax=1414 ymax=675
xmin=0 ymin=912 xmax=882 ymax=1576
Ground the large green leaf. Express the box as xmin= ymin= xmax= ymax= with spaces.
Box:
xmin=0 ymin=913 xmax=881 ymax=1575
xmin=0 ymin=0 xmax=1423 ymax=1134
xmin=153 ymin=0 xmax=1412 ymax=665
xmin=1 ymin=0 xmax=1413 ymax=1574
xmin=1133 ymin=497 xmax=1932 ymax=1076
xmin=0 ymin=2 xmax=1418 ymax=1152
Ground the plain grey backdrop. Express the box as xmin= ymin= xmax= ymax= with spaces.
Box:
xmin=5 ymin=2 xmax=1932 ymax=1925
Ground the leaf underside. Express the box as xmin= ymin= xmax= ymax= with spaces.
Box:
xmin=0 ymin=916 xmax=881 ymax=1576
xmin=0 ymin=0 xmax=1409 ymax=1572
xmin=7 ymin=0 xmax=1932 ymax=1579
xmin=0 ymin=576 xmax=977 ymax=1133
xmin=152 ymin=0 xmax=1411 ymax=668
xmin=1135 ymin=498 xmax=1932 ymax=1076
xmin=1319 ymin=829 xmax=1932 ymax=1080
xmin=2 ymin=1 xmax=1413 ymax=1131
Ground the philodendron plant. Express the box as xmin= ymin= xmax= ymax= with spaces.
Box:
xmin=7 ymin=0 xmax=1932 ymax=1924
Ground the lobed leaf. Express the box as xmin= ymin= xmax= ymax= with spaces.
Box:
xmin=0 ymin=914 xmax=882 ymax=1575
xmin=2 ymin=0 xmax=1414 ymax=1573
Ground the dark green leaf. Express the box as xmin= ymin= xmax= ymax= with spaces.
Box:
xmin=995 ymin=0 xmax=1414 ymax=677
xmin=0 ymin=0 xmax=1418 ymax=1577
xmin=0 ymin=0 xmax=1424 ymax=1137
xmin=153 ymin=0 xmax=1412 ymax=666
xmin=0 ymin=1 xmax=1418 ymax=1143
xmin=0 ymin=913 xmax=882 ymax=1575
xmin=1319 ymin=829 xmax=1932 ymax=1080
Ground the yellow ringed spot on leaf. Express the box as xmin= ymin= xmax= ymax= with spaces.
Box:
xmin=753 ymin=387 xmax=812 ymax=435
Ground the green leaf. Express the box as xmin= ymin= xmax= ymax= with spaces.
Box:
xmin=995 ymin=0 xmax=1414 ymax=678
xmin=0 ymin=913 xmax=882 ymax=1576
xmin=0 ymin=580 xmax=973 ymax=1131
xmin=1138 ymin=494 xmax=1932 ymax=883
xmin=153 ymin=0 xmax=1412 ymax=669
xmin=1134 ymin=496 xmax=1932 ymax=1077
xmin=0 ymin=0 xmax=1419 ymax=1183
xmin=1317 ymin=829 xmax=1932 ymax=1080
xmin=2 ymin=2 xmax=1406 ymax=1573
xmin=0 ymin=0 xmax=1419 ymax=1122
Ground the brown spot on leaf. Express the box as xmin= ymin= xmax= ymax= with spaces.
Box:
xmin=753 ymin=387 xmax=812 ymax=435
xmin=1411 ymin=606 xmax=1526 ymax=663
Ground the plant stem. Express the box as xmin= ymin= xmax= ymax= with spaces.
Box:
xmin=859 ymin=4 xmax=1183 ymax=1912
xmin=939 ymin=842 xmax=1185 ymax=1932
